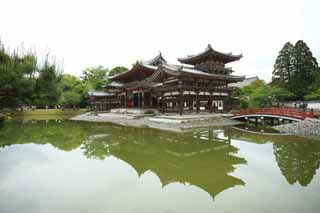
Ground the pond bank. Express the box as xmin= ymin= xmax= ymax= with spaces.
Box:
xmin=274 ymin=118 xmax=320 ymax=138
xmin=70 ymin=112 xmax=241 ymax=132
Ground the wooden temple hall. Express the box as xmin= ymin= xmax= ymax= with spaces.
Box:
xmin=103 ymin=45 xmax=245 ymax=115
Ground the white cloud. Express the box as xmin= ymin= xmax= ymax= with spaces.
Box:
xmin=0 ymin=0 xmax=319 ymax=81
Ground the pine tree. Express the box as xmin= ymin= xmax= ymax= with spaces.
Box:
xmin=272 ymin=42 xmax=294 ymax=90
xmin=272 ymin=40 xmax=320 ymax=100
xmin=291 ymin=40 xmax=319 ymax=99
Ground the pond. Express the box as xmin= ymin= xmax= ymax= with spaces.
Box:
xmin=0 ymin=118 xmax=320 ymax=213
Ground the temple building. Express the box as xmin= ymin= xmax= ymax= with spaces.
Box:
xmin=104 ymin=44 xmax=245 ymax=115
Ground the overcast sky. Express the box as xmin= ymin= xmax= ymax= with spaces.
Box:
xmin=1 ymin=0 xmax=319 ymax=81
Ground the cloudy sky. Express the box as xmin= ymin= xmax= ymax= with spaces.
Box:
xmin=1 ymin=0 xmax=319 ymax=81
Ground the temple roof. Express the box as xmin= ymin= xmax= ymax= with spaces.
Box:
xmin=178 ymin=44 xmax=243 ymax=65
xmin=143 ymin=52 xmax=166 ymax=66
xmin=108 ymin=61 xmax=157 ymax=83
xmin=147 ymin=63 xmax=245 ymax=83
xmin=108 ymin=53 xmax=167 ymax=83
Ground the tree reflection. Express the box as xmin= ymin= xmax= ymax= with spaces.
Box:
xmin=229 ymin=127 xmax=320 ymax=187
xmin=273 ymin=141 xmax=320 ymax=186
xmin=0 ymin=120 xmax=87 ymax=151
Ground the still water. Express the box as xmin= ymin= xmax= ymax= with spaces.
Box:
xmin=0 ymin=118 xmax=320 ymax=213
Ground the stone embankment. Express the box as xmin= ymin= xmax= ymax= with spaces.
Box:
xmin=274 ymin=118 xmax=320 ymax=138
xmin=70 ymin=113 xmax=240 ymax=132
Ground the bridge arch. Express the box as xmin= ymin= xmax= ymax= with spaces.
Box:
xmin=232 ymin=108 xmax=314 ymax=123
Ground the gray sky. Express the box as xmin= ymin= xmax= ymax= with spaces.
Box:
xmin=1 ymin=0 xmax=319 ymax=81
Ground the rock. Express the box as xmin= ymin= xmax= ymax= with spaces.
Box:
xmin=274 ymin=118 xmax=320 ymax=137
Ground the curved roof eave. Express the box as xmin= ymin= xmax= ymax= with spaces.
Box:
xmin=108 ymin=62 xmax=157 ymax=81
xmin=178 ymin=44 xmax=243 ymax=64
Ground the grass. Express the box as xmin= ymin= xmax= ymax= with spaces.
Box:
xmin=14 ymin=109 xmax=86 ymax=115
xmin=11 ymin=109 xmax=87 ymax=120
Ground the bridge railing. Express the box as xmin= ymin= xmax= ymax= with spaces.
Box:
xmin=233 ymin=108 xmax=314 ymax=119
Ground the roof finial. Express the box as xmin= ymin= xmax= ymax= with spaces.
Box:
xmin=207 ymin=44 xmax=212 ymax=49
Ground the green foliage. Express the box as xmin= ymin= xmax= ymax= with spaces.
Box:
xmin=239 ymin=80 xmax=294 ymax=108
xmin=82 ymin=66 xmax=108 ymax=90
xmin=0 ymin=42 xmax=38 ymax=108
xmin=239 ymin=100 xmax=248 ymax=109
xmin=272 ymin=42 xmax=294 ymax=91
xmin=59 ymin=91 xmax=82 ymax=107
xmin=272 ymin=40 xmax=320 ymax=100
xmin=305 ymin=89 xmax=320 ymax=101
xmin=58 ymin=74 xmax=85 ymax=107
xmin=109 ymin=66 xmax=128 ymax=77
xmin=35 ymin=57 xmax=61 ymax=107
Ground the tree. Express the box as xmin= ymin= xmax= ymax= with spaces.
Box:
xmin=58 ymin=74 xmax=86 ymax=107
xmin=82 ymin=66 xmax=108 ymax=91
xmin=35 ymin=57 xmax=61 ymax=107
xmin=240 ymin=80 xmax=294 ymax=108
xmin=291 ymin=40 xmax=319 ymax=99
xmin=108 ymin=66 xmax=128 ymax=77
xmin=272 ymin=40 xmax=320 ymax=100
xmin=0 ymin=42 xmax=38 ymax=108
xmin=60 ymin=91 xmax=82 ymax=108
xmin=272 ymin=42 xmax=294 ymax=91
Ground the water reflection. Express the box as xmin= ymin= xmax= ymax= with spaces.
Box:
xmin=229 ymin=127 xmax=320 ymax=186
xmin=1 ymin=119 xmax=320 ymax=202
xmin=274 ymin=142 xmax=320 ymax=186
xmin=82 ymin=126 xmax=247 ymax=200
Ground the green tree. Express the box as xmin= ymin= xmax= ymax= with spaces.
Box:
xmin=272 ymin=42 xmax=294 ymax=91
xmin=108 ymin=66 xmax=128 ymax=77
xmin=240 ymin=80 xmax=294 ymax=108
xmin=58 ymin=74 xmax=86 ymax=107
xmin=272 ymin=40 xmax=320 ymax=100
xmin=60 ymin=91 xmax=82 ymax=108
xmin=35 ymin=58 xmax=61 ymax=107
xmin=291 ymin=40 xmax=319 ymax=99
xmin=0 ymin=42 xmax=38 ymax=108
xmin=82 ymin=66 xmax=108 ymax=90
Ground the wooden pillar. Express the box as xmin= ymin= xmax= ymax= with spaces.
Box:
xmin=179 ymin=90 xmax=183 ymax=116
xmin=161 ymin=92 xmax=166 ymax=113
xmin=142 ymin=90 xmax=145 ymax=109
xmin=196 ymin=91 xmax=200 ymax=113
xmin=149 ymin=91 xmax=153 ymax=108
xmin=124 ymin=90 xmax=127 ymax=108
xmin=209 ymin=92 xmax=213 ymax=113
xmin=189 ymin=101 xmax=193 ymax=111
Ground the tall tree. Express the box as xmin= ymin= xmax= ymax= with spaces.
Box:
xmin=35 ymin=58 xmax=61 ymax=107
xmin=291 ymin=40 xmax=319 ymax=99
xmin=272 ymin=42 xmax=294 ymax=91
xmin=272 ymin=40 xmax=320 ymax=100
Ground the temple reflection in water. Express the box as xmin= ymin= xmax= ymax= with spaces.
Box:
xmin=1 ymin=119 xmax=320 ymax=195
xmin=81 ymin=126 xmax=246 ymax=200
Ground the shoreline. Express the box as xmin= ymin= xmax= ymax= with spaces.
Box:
xmin=274 ymin=118 xmax=320 ymax=139
xmin=70 ymin=112 xmax=242 ymax=133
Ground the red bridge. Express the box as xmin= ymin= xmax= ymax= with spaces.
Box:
xmin=232 ymin=108 xmax=314 ymax=122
